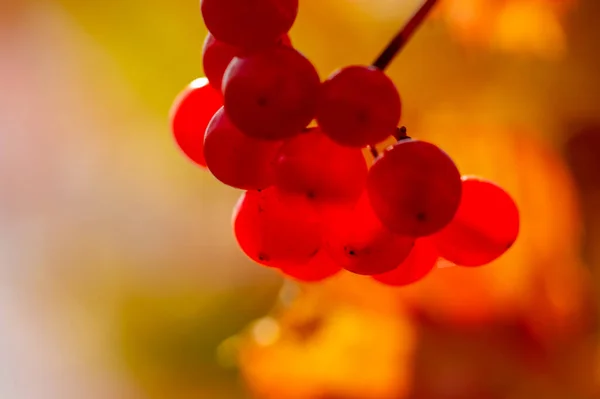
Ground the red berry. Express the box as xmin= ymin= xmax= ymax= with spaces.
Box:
xmin=273 ymin=128 xmax=368 ymax=205
xmin=222 ymin=46 xmax=321 ymax=140
xmin=233 ymin=188 xmax=323 ymax=268
xmin=316 ymin=66 xmax=401 ymax=148
xmin=202 ymin=33 xmax=293 ymax=91
xmin=373 ymin=238 xmax=438 ymax=287
xmin=204 ymin=107 xmax=282 ymax=190
xmin=170 ymin=78 xmax=222 ymax=167
xmin=280 ymin=249 xmax=342 ymax=282
xmin=367 ymin=140 xmax=462 ymax=237
xmin=279 ymin=34 xmax=293 ymax=47
xmin=201 ymin=0 xmax=298 ymax=50
xmin=324 ymin=194 xmax=415 ymax=276
xmin=432 ymin=177 xmax=520 ymax=267
xmin=202 ymin=33 xmax=239 ymax=91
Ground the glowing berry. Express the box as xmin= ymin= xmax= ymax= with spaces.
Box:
xmin=367 ymin=140 xmax=462 ymax=237
xmin=316 ymin=65 xmax=401 ymax=148
xmin=202 ymin=33 xmax=239 ymax=91
xmin=204 ymin=107 xmax=282 ymax=190
xmin=280 ymin=250 xmax=342 ymax=282
xmin=273 ymin=128 xmax=368 ymax=205
xmin=279 ymin=34 xmax=293 ymax=47
xmin=202 ymin=33 xmax=293 ymax=91
xmin=170 ymin=78 xmax=222 ymax=167
xmin=373 ymin=238 xmax=438 ymax=287
xmin=201 ymin=0 xmax=298 ymax=50
xmin=324 ymin=194 xmax=415 ymax=276
xmin=433 ymin=177 xmax=520 ymax=267
xmin=233 ymin=188 xmax=322 ymax=268
xmin=222 ymin=46 xmax=321 ymax=140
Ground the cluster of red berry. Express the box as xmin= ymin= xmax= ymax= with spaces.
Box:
xmin=170 ymin=0 xmax=520 ymax=286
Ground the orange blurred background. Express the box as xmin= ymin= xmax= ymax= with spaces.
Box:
xmin=1 ymin=0 xmax=600 ymax=398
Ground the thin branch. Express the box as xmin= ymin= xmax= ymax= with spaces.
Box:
xmin=372 ymin=0 xmax=439 ymax=70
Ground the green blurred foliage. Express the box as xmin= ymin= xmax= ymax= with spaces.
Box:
xmin=57 ymin=0 xmax=208 ymax=116
xmin=115 ymin=280 xmax=281 ymax=398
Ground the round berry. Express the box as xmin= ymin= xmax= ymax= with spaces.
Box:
xmin=432 ymin=177 xmax=520 ymax=267
xmin=373 ymin=238 xmax=438 ymax=287
xmin=316 ymin=65 xmax=401 ymax=148
xmin=202 ymin=33 xmax=239 ymax=91
xmin=201 ymin=0 xmax=298 ymax=50
xmin=202 ymin=33 xmax=293 ymax=91
xmin=324 ymin=194 xmax=415 ymax=276
xmin=204 ymin=107 xmax=282 ymax=190
xmin=279 ymin=34 xmax=293 ymax=47
xmin=280 ymin=249 xmax=342 ymax=282
xmin=367 ymin=140 xmax=462 ymax=237
xmin=233 ymin=188 xmax=323 ymax=268
xmin=274 ymin=128 xmax=368 ymax=205
xmin=170 ymin=78 xmax=222 ymax=167
xmin=222 ymin=46 xmax=321 ymax=140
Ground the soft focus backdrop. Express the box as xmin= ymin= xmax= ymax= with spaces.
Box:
xmin=1 ymin=0 xmax=600 ymax=398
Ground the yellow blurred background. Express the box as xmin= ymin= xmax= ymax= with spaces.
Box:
xmin=1 ymin=0 xmax=600 ymax=398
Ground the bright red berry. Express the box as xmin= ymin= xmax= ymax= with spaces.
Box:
xmin=222 ymin=46 xmax=321 ymax=140
xmin=204 ymin=107 xmax=282 ymax=190
xmin=316 ymin=65 xmax=401 ymax=148
xmin=202 ymin=33 xmax=239 ymax=91
xmin=170 ymin=78 xmax=222 ymax=167
xmin=280 ymin=249 xmax=342 ymax=282
xmin=201 ymin=0 xmax=298 ymax=50
xmin=273 ymin=128 xmax=368 ymax=206
xmin=432 ymin=177 xmax=520 ymax=267
xmin=202 ymin=33 xmax=293 ymax=91
xmin=324 ymin=194 xmax=415 ymax=276
xmin=367 ymin=140 xmax=462 ymax=237
xmin=233 ymin=188 xmax=323 ymax=268
xmin=373 ymin=238 xmax=438 ymax=287
xmin=279 ymin=34 xmax=293 ymax=47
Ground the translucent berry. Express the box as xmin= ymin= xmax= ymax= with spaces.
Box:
xmin=202 ymin=33 xmax=293 ymax=91
xmin=280 ymin=249 xmax=342 ymax=282
xmin=279 ymin=34 xmax=293 ymax=47
xmin=367 ymin=140 xmax=462 ymax=237
xmin=204 ymin=107 xmax=282 ymax=190
xmin=201 ymin=0 xmax=298 ymax=50
xmin=324 ymin=194 xmax=415 ymax=276
xmin=316 ymin=65 xmax=401 ymax=148
xmin=202 ymin=33 xmax=239 ymax=91
xmin=373 ymin=238 xmax=438 ymax=287
xmin=222 ymin=46 xmax=321 ymax=140
xmin=273 ymin=128 xmax=368 ymax=206
xmin=432 ymin=177 xmax=520 ymax=267
xmin=170 ymin=78 xmax=222 ymax=167
xmin=233 ymin=188 xmax=323 ymax=268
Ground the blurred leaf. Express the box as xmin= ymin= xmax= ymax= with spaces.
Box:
xmin=57 ymin=0 xmax=208 ymax=115
xmin=114 ymin=280 xmax=280 ymax=397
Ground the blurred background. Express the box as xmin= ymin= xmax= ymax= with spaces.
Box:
xmin=1 ymin=0 xmax=600 ymax=398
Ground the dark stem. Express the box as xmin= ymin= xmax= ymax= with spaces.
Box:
xmin=372 ymin=0 xmax=439 ymax=71
xmin=394 ymin=126 xmax=411 ymax=141
xmin=368 ymin=145 xmax=379 ymax=159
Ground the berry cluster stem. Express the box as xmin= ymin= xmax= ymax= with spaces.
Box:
xmin=395 ymin=126 xmax=410 ymax=141
xmin=372 ymin=0 xmax=439 ymax=71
